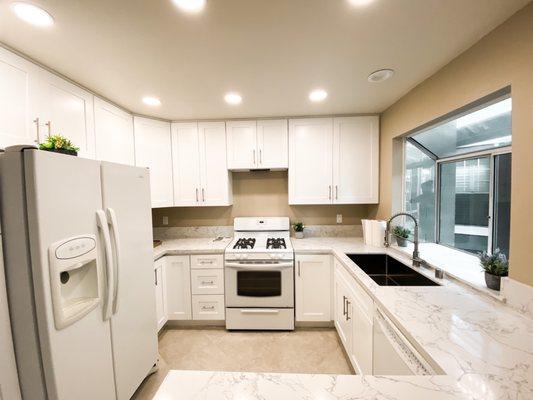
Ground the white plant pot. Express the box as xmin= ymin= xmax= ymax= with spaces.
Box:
xmin=294 ymin=231 xmax=304 ymax=239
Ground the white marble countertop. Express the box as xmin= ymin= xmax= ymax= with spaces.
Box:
xmin=153 ymin=237 xmax=231 ymax=260
xmin=151 ymin=236 xmax=533 ymax=399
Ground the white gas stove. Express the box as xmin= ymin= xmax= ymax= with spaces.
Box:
xmin=224 ymin=217 xmax=295 ymax=330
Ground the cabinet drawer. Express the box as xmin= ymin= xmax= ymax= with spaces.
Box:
xmin=192 ymin=295 xmax=225 ymax=320
xmin=191 ymin=269 xmax=224 ymax=295
xmin=190 ymin=254 xmax=224 ymax=269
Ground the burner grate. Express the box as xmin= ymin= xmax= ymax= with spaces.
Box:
xmin=233 ymin=238 xmax=256 ymax=249
xmin=266 ymin=238 xmax=287 ymax=249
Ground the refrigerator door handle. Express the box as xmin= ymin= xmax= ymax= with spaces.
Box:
xmin=106 ymin=208 xmax=121 ymax=314
xmin=96 ymin=210 xmax=114 ymax=321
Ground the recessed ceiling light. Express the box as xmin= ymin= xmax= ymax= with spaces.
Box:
xmin=348 ymin=0 xmax=375 ymax=6
xmin=224 ymin=92 xmax=242 ymax=105
xmin=367 ymin=69 xmax=395 ymax=83
xmin=142 ymin=96 xmax=162 ymax=106
xmin=172 ymin=0 xmax=206 ymax=13
xmin=11 ymin=2 xmax=54 ymax=27
xmin=309 ymin=89 xmax=328 ymax=103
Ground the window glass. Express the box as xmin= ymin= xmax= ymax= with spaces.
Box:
xmin=493 ymin=153 xmax=512 ymax=257
xmin=439 ymin=157 xmax=490 ymax=254
xmin=404 ymin=141 xmax=436 ymax=242
xmin=410 ymin=98 xmax=511 ymax=158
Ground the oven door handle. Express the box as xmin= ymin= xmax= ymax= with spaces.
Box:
xmin=225 ymin=261 xmax=294 ymax=269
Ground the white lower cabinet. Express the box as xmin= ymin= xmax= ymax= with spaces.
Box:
xmin=165 ymin=256 xmax=192 ymax=320
xmin=191 ymin=269 xmax=224 ymax=295
xmin=295 ymin=254 xmax=332 ymax=322
xmin=154 ymin=258 xmax=167 ymax=332
xmin=334 ymin=258 xmax=374 ymax=374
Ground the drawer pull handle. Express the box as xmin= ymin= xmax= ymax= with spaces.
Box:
xmin=201 ymin=281 xmax=214 ymax=285
xmin=202 ymin=305 xmax=215 ymax=310
xmin=199 ymin=260 xmax=214 ymax=264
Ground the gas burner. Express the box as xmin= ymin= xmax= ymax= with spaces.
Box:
xmin=233 ymin=238 xmax=256 ymax=249
xmin=267 ymin=238 xmax=287 ymax=249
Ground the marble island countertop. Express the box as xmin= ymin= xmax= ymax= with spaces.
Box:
xmin=153 ymin=236 xmax=533 ymax=399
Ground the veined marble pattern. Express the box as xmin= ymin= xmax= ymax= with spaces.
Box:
xmin=502 ymin=277 xmax=533 ymax=319
xmin=153 ymin=370 xmax=514 ymax=400
xmin=153 ymin=226 xmax=234 ymax=240
xmin=153 ymin=237 xmax=231 ymax=260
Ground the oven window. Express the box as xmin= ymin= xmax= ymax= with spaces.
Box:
xmin=237 ymin=270 xmax=282 ymax=297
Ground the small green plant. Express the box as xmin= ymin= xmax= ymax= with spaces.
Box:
xmin=480 ymin=249 xmax=509 ymax=276
xmin=292 ymin=222 xmax=304 ymax=232
xmin=39 ymin=135 xmax=79 ymax=153
xmin=393 ymin=226 xmax=410 ymax=239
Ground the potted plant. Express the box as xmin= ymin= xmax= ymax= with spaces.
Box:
xmin=293 ymin=222 xmax=305 ymax=239
xmin=393 ymin=226 xmax=410 ymax=247
xmin=480 ymin=249 xmax=509 ymax=291
xmin=39 ymin=135 xmax=79 ymax=156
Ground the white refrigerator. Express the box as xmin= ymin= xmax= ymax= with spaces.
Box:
xmin=0 ymin=146 xmax=158 ymax=400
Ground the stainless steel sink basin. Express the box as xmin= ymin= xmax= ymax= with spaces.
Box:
xmin=345 ymin=254 xmax=440 ymax=286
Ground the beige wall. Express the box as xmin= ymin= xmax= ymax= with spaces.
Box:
xmin=370 ymin=3 xmax=533 ymax=286
xmin=153 ymin=171 xmax=370 ymax=227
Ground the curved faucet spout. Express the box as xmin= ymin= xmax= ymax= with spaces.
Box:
xmin=384 ymin=212 xmax=422 ymax=268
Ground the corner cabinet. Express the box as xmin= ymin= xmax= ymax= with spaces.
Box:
xmin=172 ymin=121 xmax=232 ymax=207
xmin=134 ymin=117 xmax=173 ymax=208
xmin=289 ymin=116 xmax=379 ymax=205
xmin=226 ymin=119 xmax=288 ymax=170
xmin=295 ymin=254 xmax=332 ymax=322
xmin=94 ymin=98 xmax=134 ymax=165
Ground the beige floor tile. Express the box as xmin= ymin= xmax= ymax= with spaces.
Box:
xmin=132 ymin=327 xmax=353 ymax=399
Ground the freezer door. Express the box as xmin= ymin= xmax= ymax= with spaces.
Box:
xmin=22 ymin=150 xmax=116 ymax=399
xmin=101 ymin=161 xmax=158 ymax=400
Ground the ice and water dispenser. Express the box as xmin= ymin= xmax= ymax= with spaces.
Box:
xmin=48 ymin=235 xmax=100 ymax=330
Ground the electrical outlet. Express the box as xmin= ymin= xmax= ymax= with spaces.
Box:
xmin=336 ymin=214 xmax=342 ymax=224
xmin=162 ymin=216 xmax=168 ymax=226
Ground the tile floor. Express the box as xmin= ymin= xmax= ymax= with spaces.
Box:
xmin=132 ymin=327 xmax=353 ymax=399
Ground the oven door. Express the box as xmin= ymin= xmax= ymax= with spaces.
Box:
xmin=225 ymin=261 xmax=294 ymax=308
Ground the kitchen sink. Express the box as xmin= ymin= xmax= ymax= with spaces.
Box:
xmin=345 ymin=254 xmax=440 ymax=286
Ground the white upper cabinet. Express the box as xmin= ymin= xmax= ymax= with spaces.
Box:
xmin=289 ymin=118 xmax=333 ymax=204
xmin=33 ymin=69 xmax=96 ymax=158
xmin=172 ymin=122 xmax=232 ymax=207
xmin=0 ymin=47 xmax=40 ymax=149
xmin=94 ymin=98 xmax=134 ymax=165
xmin=226 ymin=119 xmax=288 ymax=170
xmin=257 ymin=119 xmax=288 ymax=169
xmin=172 ymin=122 xmax=202 ymax=206
xmin=198 ymin=122 xmax=232 ymax=206
xmin=289 ymin=116 xmax=379 ymax=205
xmin=333 ymin=116 xmax=379 ymax=204
xmin=226 ymin=120 xmax=257 ymax=170
xmin=134 ymin=117 xmax=173 ymax=208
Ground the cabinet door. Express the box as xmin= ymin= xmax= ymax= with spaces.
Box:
xmin=154 ymin=263 xmax=167 ymax=332
xmin=34 ymin=70 xmax=96 ymax=158
xmin=257 ymin=119 xmax=288 ymax=169
xmin=351 ymin=296 xmax=373 ymax=374
xmin=289 ymin=118 xmax=333 ymax=204
xmin=334 ymin=266 xmax=352 ymax=351
xmin=172 ymin=122 xmax=202 ymax=206
xmin=165 ymin=256 xmax=192 ymax=320
xmin=134 ymin=117 xmax=173 ymax=208
xmin=295 ymin=254 xmax=332 ymax=322
xmin=198 ymin=122 xmax=232 ymax=206
xmin=226 ymin=120 xmax=257 ymax=170
xmin=333 ymin=116 xmax=379 ymax=204
xmin=0 ymin=47 xmax=39 ymax=148
xmin=94 ymin=98 xmax=134 ymax=165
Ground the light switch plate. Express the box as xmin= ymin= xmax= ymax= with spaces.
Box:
xmin=336 ymin=214 xmax=342 ymax=224
xmin=162 ymin=216 xmax=169 ymax=225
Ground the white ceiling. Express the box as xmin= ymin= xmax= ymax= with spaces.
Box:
xmin=0 ymin=0 xmax=529 ymax=120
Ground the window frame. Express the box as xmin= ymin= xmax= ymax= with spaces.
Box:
xmin=401 ymin=87 xmax=512 ymax=257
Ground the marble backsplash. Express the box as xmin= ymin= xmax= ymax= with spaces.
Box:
xmin=153 ymin=224 xmax=363 ymax=240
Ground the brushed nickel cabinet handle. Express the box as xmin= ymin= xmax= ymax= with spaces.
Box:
xmin=298 ymin=261 xmax=301 ymax=277
xmin=335 ymin=185 xmax=338 ymax=200
xmin=346 ymin=300 xmax=351 ymax=321
xmin=196 ymin=188 xmax=199 ymax=202
xmin=33 ymin=118 xmax=40 ymax=142
xmin=342 ymin=295 xmax=346 ymax=316
xmin=202 ymin=188 xmax=205 ymax=202
xmin=329 ymin=185 xmax=332 ymax=200
xmin=253 ymin=149 xmax=256 ymax=165
xmin=259 ymin=149 xmax=262 ymax=164
xmin=154 ymin=270 xmax=158 ymax=286
xmin=45 ymin=121 xmax=51 ymax=136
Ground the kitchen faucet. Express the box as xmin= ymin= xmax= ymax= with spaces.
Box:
xmin=384 ymin=212 xmax=423 ymax=268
